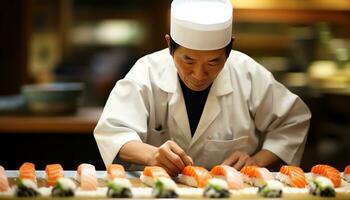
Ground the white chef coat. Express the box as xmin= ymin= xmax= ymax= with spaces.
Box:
xmin=94 ymin=49 xmax=311 ymax=170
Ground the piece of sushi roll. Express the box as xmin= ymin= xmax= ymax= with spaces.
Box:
xmin=19 ymin=162 xmax=37 ymax=185
xmin=276 ymin=165 xmax=307 ymax=188
xmin=107 ymin=164 xmax=126 ymax=181
xmin=15 ymin=179 xmax=40 ymax=197
xmin=45 ymin=164 xmax=64 ymax=187
xmin=76 ymin=163 xmax=97 ymax=191
xmin=107 ymin=178 xmax=133 ymax=198
xmin=0 ymin=166 xmax=10 ymax=192
xmin=152 ymin=177 xmax=178 ymax=198
xmin=140 ymin=166 xmax=170 ymax=187
xmin=343 ymin=165 xmax=350 ymax=182
xmin=311 ymin=164 xmax=341 ymax=188
xmin=203 ymin=178 xmax=230 ymax=198
xmin=178 ymin=166 xmax=212 ymax=188
xmin=308 ymin=176 xmax=336 ymax=197
xmin=210 ymin=165 xmax=245 ymax=190
xmin=258 ymin=180 xmax=283 ymax=198
xmin=51 ymin=177 xmax=76 ymax=197
xmin=240 ymin=166 xmax=274 ymax=187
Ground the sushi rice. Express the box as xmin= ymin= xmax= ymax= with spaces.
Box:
xmin=107 ymin=178 xmax=133 ymax=198
xmin=15 ymin=179 xmax=40 ymax=197
xmin=178 ymin=174 xmax=199 ymax=187
xmin=152 ymin=177 xmax=178 ymax=198
xmin=140 ymin=174 xmax=157 ymax=187
xmin=51 ymin=177 xmax=76 ymax=197
xmin=308 ymin=176 xmax=336 ymax=197
xmin=275 ymin=172 xmax=291 ymax=186
xmin=258 ymin=180 xmax=283 ymax=198
xmin=203 ymin=178 xmax=230 ymax=198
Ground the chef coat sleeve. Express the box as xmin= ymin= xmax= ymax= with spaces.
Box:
xmin=94 ymin=59 xmax=151 ymax=168
xmin=248 ymin=62 xmax=311 ymax=165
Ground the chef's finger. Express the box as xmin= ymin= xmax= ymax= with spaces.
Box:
xmin=169 ymin=142 xmax=192 ymax=167
xmin=222 ymin=151 xmax=240 ymax=166
xmin=186 ymin=156 xmax=194 ymax=166
xmin=233 ymin=154 xmax=250 ymax=170
xmin=244 ymin=158 xmax=257 ymax=167
xmin=160 ymin=153 xmax=181 ymax=175
xmin=164 ymin=148 xmax=185 ymax=171
xmin=161 ymin=164 xmax=177 ymax=177
xmin=159 ymin=142 xmax=185 ymax=171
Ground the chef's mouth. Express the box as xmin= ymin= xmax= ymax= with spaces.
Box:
xmin=189 ymin=79 xmax=208 ymax=87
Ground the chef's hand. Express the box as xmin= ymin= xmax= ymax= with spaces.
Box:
xmin=147 ymin=140 xmax=193 ymax=177
xmin=221 ymin=151 xmax=257 ymax=170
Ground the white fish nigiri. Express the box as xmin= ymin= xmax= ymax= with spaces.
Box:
xmin=0 ymin=166 xmax=10 ymax=192
xmin=76 ymin=163 xmax=97 ymax=191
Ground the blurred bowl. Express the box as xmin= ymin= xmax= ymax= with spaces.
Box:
xmin=21 ymin=83 xmax=84 ymax=115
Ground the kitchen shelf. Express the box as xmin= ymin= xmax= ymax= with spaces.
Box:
xmin=235 ymin=9 xmax=350 ymax=26
xmin=231 ymin=0 xmax=350 ymax=10
xmin=0 ymin=107 xmax=102 ymax=134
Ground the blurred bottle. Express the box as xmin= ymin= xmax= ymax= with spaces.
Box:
xmin=308 ymin=22 xmax=338 ymax=89
xmin=313 ymin=22 xmax=335 ymax=61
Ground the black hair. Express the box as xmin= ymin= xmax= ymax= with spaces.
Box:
xmin=169 ymin=37 xmax=233 ymax=58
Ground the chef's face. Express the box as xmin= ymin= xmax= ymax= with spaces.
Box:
xmin=166 ymin=35 xmax=227 ymax=91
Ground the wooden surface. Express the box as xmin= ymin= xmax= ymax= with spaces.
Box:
xmin=2 ymin=171 xmax=350 ymax=199
xmin=0 ymin=107 xmax=102 ymax=133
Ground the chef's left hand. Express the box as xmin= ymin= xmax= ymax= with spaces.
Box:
xmin=221 ymin=151 xmax=257 ymax=170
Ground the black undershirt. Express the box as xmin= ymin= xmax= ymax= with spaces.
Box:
xmin=179 ymin=76 xmax=211 ymax=136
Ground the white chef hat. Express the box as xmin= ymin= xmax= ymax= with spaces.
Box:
xmin=170 ymin=0 xmax=233 ymax=50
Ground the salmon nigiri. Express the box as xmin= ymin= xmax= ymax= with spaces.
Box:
xmin=140 ymin=166 xmax=170 ymax=187
xmin=178 ymin=166 xmax=211 ymax=188
xmin=0 ymin=166 xmax=10 ymax=192
xmin=107 ymin=164 xmax=126 ymax=180
xmin=311 ymin=164 xmax=341 ymax=188
xmin=343 ymin=165 xmax=350 ymax=182
xmin=19 ymin=162 xmax=37 ymax=185
xmin=45 ymin=164 xmax=64 ymax=187
xmin=76 ymin=163 xmax=97 ymax=191
xmin=210 ymin=165 xmax=245 ymax=189
xmin=240 ymin=166 xmax=274 ymax=187
xmin=276 ymin=165 xmax=307 ymax=188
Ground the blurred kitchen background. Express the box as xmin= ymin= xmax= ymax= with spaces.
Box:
xmin=0 ymin=0 xmax=349 ymax=170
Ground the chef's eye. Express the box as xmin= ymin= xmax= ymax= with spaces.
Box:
xmin=185 ymin=61 xmax=195 ymax=65
xmin=208 ymin=62 xmax=220 ymax=67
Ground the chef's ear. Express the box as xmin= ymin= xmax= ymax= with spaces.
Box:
xmin=165 ymin=34 xmax=172 ymax=54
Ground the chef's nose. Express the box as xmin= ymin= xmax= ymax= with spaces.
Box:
xmin=192 ymin=64 xmax=208 ymax=80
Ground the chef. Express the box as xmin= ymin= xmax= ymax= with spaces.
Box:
xmin=94 ymin=0 xmax=311 ymax=176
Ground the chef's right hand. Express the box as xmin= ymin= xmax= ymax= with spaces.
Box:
xmin=147 ymin=140 xmax=193 ymax=177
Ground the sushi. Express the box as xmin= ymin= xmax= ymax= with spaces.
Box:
xmin=140 ymin=166 xmax=170 ymax=187
xmin=210 ymin=165 xmax=245 ymax=189
xmin=15 ymin=179 xmax=40 ymax=197
xmin=240 ymin=166 xmax=274 ymax=187
xmin=258 ymin=180 xmax=283 ymax=198
xmin=51 ymin=177 xmax=76 ymax=197
xmin=0 ymin=166 xmax=10 ymax=192
xmin=45 ymin=164 xmax=64 ymax=187
xmin=107 ymin=164 xmax=126 ymax=180
xmin=152 ymin=177 xmax=178 ymax=198
xmin=107 ymin=178 xmax=133 ymax=198
xmin=19 ymin=162 xmax=37 ymax=185
xmin=275 ymin=165 xmax=307 ymax=188
xmin=178 ymin=166 xmax=211 ymax=188
xmin=76 ymin=163 xmax=97 ymax=191
xmin=203 ymin=178 xmax=230 ymax=198
xmin=308 ymin=176 xmax=336 ymax=197
xmin=343 ymin=165 xmax=350 ymax=182
xmin=311 ymin=164 xmax=341 ymax=188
